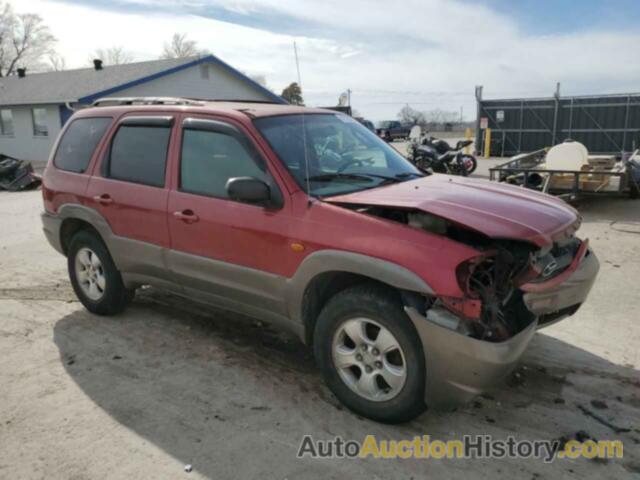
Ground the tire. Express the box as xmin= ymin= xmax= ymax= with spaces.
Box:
xmin=313 ymin=284 xmax=426 ymax=423
xmin=67 ymin=230 xmax=134 ymax=315
xmin=461 ymin=154 xmax=477 ymax=175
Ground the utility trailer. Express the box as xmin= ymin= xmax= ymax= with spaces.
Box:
xmin=489 ymin=149 xmax=640 ymax=200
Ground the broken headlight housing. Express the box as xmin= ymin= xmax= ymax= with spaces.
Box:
xmin=455 ymin=242 xmax=538 ymax=341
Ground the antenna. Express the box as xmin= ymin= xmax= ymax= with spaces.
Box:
xmin=294 ymin=41 xmax=312 ymax=205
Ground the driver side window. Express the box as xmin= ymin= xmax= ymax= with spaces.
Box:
xmin=180 ymin=128 xmax=267 ymax=198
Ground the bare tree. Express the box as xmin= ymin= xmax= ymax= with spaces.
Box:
xmin=89 ymin=46 xmax=134 ymax=66
xmin=424 ymin=108 xmax=459 ymax=127
xmin=47 ymin=52 xmax=66 ymax=71
xmin=0 ymin=2 xmax=56 ymax=76
xmin=161 ymin=33 xmax=202 ymax=59
xmin=398 ymin=104 xmax=426 ymax=126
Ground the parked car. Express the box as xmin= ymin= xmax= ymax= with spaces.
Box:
xmin=375 ymin=120 xmax=411 ymax=142
xmin=41 ymin=98 xmax=599 ymax=423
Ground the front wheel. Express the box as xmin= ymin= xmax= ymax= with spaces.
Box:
xmin=460 ymin=154 xmax=477 ymax=175
xmin=313 ymin=284 xmax=426 ymax=423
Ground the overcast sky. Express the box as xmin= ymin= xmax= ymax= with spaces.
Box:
xmin=16 ymin=0 xmax=640 ymax=121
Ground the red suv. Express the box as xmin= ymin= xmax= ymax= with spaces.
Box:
xmin=41 ymin=98 xmax=599 ymax=423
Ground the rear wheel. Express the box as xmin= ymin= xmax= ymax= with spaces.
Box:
xmin=68 ymin=230 xmax=134 ymax=315
xmin=313 ymin=284 xmax=426 ymax=423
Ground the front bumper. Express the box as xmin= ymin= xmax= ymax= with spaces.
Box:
xmin=406 ymin=306 xmax=538 ymax=409
xmin=524 ymin=249 xmax=599 ymax=327
xmin=406 ymin=248 xmax=599 ymax=409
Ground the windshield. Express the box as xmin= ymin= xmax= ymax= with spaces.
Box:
xmin=254 ymin=114 xmax=422 ymax=197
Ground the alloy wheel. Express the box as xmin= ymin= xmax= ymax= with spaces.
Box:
xmin=332 ymin=317 xmax=407 ymax=402
xmin=74 ymin=247 xmax=106 ymax=301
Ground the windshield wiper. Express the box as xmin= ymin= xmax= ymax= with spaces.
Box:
xmin=306 ymin=173 xmax=403 ymax=184
xmin=362 ymin=173 xmax=406 ymax=183
xmin=306 ymin=173 xmax=379 ymax=183
xmin=395 ymin=172 xmax=425 ymax=179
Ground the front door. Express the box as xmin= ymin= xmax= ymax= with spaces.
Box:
xmin=167 ymin=117 xmax=292 ymax=317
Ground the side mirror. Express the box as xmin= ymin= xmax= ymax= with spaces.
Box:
xmin=226 ymin=177 xmax=272 ymax=206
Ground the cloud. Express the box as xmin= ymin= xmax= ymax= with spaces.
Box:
xmin=14 ymin=0 xmax=640 ymax=121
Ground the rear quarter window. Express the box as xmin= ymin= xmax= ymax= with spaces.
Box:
xmin=53 ymin=117 xmax=112 ymax=173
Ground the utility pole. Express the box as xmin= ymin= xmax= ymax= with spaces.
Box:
xmin=552 ymin=82 xmax=561 ymax=145
xmin=347 ymin=88 xmax=352 ymax=107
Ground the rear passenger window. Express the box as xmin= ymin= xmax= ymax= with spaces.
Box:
xmin=54 ymin=117 xmax=111 ymax=173
xmin=180 ymin=129 xmax=267 ymax=198
xmin=108 ymin=126 xmax=171 ymax=187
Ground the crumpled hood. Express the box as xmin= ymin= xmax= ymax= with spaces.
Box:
xmin=325 ymin=175 xmax=580 ymax=247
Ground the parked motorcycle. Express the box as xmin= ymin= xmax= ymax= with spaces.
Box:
xmin=406 ymin=126 xmax=477 ymax=176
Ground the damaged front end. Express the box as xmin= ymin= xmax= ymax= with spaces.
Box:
xmin=351 ymin=205 xmax=599 ymax=408
xmin=453 ymin=241 xmax=537 ymax=341
xmin=360 ymin=205 xmax=594 ymax=341
xmin=450 ymin=232 xmax=597 ymax=338
xmin=324 ymin=175 xmax=599 ymax=407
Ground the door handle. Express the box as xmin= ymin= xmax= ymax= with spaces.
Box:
xmin=93 ymin=194 xmax=113 ymax=205
xmin=173 ymin=209 xmax=199 ymax=224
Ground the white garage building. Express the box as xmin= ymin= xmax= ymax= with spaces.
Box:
xmin=0 ymin=55 xmax=284 ymax=163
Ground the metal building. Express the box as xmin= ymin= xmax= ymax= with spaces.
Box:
xmin=475 ymin=85 xmax=640 ymax=156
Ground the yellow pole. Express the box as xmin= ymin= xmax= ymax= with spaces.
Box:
xmin=483 ymin=128 xmax=491 ymax=158
xmin=464 ymin=128 xmax=472 ymax=155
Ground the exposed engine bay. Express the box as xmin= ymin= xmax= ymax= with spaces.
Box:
xmin=353 ymin=205 xmax=583 ymax=342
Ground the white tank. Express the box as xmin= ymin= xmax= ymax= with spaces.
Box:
xmin=546 ymin=141 xmax=589 ymax=171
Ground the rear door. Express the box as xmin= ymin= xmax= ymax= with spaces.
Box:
xmin=167 ymin=116 xmax=292 ymax=317
xmin=87 ymin=114 xmax=174 ymax=281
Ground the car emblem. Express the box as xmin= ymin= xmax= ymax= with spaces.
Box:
xmin=542 ymin=260 xmax=558 ymax=277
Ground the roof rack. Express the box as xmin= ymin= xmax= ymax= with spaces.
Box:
xmin=92 ymin=97 xmax=205 ymax=107
xmin=203 ymin=99 xmax=283 ymax=104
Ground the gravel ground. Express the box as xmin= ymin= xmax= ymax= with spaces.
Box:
xmin=1 ymin=171 xmax=639 ymax=479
